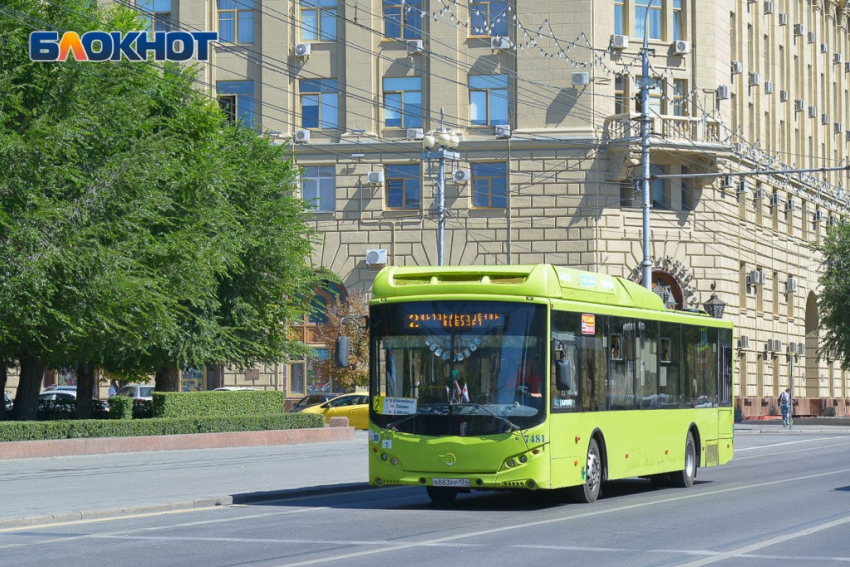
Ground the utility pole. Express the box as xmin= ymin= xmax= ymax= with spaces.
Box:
xmin=422 ymin=108 xmax=459 ymax=266
xmin=639 ymin=2 xmax=656 ymax=291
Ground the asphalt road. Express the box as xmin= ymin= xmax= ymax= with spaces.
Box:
xmin=1 ymin=432 xmax=849 ymax=567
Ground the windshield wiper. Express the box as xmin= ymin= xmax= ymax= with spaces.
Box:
xmin=457 ymin=403 xmax=520 ymax=431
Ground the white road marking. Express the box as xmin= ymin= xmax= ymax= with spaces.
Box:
xmin=736 ymin=437 xmax=846 ymax=451
xmin=733 ymin=441 xmax=850 ymax=460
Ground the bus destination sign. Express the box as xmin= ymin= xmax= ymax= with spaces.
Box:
xmin=407 ymin=312 xmax=502 ymax=329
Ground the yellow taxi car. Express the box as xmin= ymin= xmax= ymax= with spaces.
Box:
xmin=300 ymin=393 xmax=369 ymax=429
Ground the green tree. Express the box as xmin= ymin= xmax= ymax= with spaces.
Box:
xmin=816 ymin=222 xmax=850 ymax=370
xmin=0 ymin=0 xmax=323 ymax=419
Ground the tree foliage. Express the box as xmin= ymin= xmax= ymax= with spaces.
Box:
xmin=0 ymin=0 xmax=324 ymax=419
xmin=816 ymin=223 xmax=850 ymax=370
xmin=315 ymin=292 xmax=371 ymax=391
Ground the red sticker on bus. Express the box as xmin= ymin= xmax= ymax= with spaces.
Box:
xmin=581 ymin=314 xmax=595 ymax=335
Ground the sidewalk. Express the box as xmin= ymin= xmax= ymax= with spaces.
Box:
xmin=0 ymin=430 xmax=370 ymax=528
xmin=734 ymin=421 xmax=850 ymax=434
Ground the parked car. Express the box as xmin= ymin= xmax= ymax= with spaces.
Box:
xmin=38 ymin=389 xmax=110 ymax=416
xmin=114 ymin=384 xmax=155 ymax=400
xmin=3 ymin=391 xmax=12 ymax=412
xmin=291 ymin=392 xmax=345 ymax=413
xmin=300 ymin=393 xmax=369 ymax=429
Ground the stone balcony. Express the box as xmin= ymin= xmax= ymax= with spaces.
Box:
xmin=603 ymin=112 xmax=722 ymax=145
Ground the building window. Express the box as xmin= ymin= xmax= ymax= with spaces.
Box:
xmin=615 ymin=0 xmax=625 ymax=35
xmin=472 ymin=162 xmax=507 ymax=208
xmin=636 ymin=76 xmax=662 ymax=116
xmin=635 ymin=0 xmax=661 ymax=40
xmin=469 ymin=0 xmax=510 ymax=37
xmin=302 ymin=166 xmax=335 ymax=212
xmin=137 ymin=0 xmax=172 ymax=32
xmin=383 ymin=77 xmax=422 ymax=128
xmin=218 ymin=0 xmax=254 ymax=44
xmin=300 ymin=79 xmax=338 ymax=129
xmin=620 ymin=180 xmax=638 ymax=208
xmin=680 ymin=166 xmax=694 ymax=210
xmin=672 ymin=79 xmax=687 ymax=116
xmin=386 ymin=164 xmax=421 ymax=210
xmin=651 ymin=164 xmax=667 ymax=209
xmin=615 ymin=76 xmax=628 ymax=114
xmin=384 ymin=0 xmax=422 ymax=39
xmin=469 ymin=75 xmax=509 ymax=126
xmin=301 ymin=0 xmax=337 ymax=42
xmin=672 ymin=0 xmax=683 ymax=41
xmin=217 ymin=81 xmax=254 ymax=127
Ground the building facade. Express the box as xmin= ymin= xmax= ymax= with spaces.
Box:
xmin=10 ymin=0 xmax=847 ymax=413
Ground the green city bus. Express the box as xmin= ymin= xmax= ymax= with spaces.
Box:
xmin=348 ymin=264 xmax=734 ymax=504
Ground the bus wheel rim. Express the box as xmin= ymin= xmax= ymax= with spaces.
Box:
xmin=587 ymin=450 xmax=601 ymax=492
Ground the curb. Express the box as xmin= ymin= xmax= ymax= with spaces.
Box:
xmin=734 ymin=427 xmax=850 ymax=434
xmin=0 ymin=482 xmax=372 ymax=529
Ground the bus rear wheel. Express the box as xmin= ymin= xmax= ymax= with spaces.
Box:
xmin=670 ymin=431 xmax=696 ymax=488
xmin=568 ymin=438 xmax=602 ymax=503
xmin=426 ymin=486 xmax=459 ymax=504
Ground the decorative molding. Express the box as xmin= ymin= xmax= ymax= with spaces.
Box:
xmin=627 ymin=255 xmax=700 ymax=308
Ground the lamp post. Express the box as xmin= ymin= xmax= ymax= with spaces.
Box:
xmin=703 ymin=282 xmax=726 ymax=319
xmin=422 ymin=108 xmax=460 ymax=266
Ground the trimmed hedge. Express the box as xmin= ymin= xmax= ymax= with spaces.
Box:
xmin=109 ymin=396 xmax=134 ymax=420
xmin=0 ymin=412 xmax=324 ymax=442
xmin=152 ymin=390 xmax=288 ymax=419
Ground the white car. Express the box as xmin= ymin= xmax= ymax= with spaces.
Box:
xmin=114 ymin=384 xmax=155 ymax=400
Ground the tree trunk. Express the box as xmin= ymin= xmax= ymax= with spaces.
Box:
xmin=75 ymin=361 xmax=95 ymax=420
xmin=155 ymin=365 xmax=180 ymax=392
xmin=13 ymin=357 xmax=45 ymax=421
xmin=0 ymin=363 xmax=7 ymax=421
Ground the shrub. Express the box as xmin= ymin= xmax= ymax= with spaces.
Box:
xmin=109 ymin=396 xmax=134 ymax=420
xmin=0 ymin=412 xmax=324 ymax=442
xmin=134 ymin=399 xmax=152 ymax=419
xmin=152 ymin=390 xmax=288 ymax=419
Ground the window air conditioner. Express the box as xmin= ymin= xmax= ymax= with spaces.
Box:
xmin=452 ymin=169 xmax=471 ymax=183
xmin=846 ymin=61 xmax=850 ymax=73
xmin=490 ymin=36 xmax=511 ymax=50
xmin=366 ymin=171 xmax=385 ymax=185
xmin=720 ymin=174 xmax=733 ymax=188
xmin=737 ymin=180 xmax=749 ymax=193
xmin=406 ymin=128 xmax=424 ymax=140
xmin=764 ymin=1 xmax=774 ymax=14
xmin=794 ymin=99 xmax=805 ymax=112
xmin=787 ymin=342 xmax=797 ymax=354
xmin=716 ymin=85 xmax=730 ymax=100
xmin=572 ymin=72 xmax=591 ymax=86
xmin=748 ymin=72 xmax=761 ymax=86
xmin=821 ymin=42 xmax=829 ymax=54
xmin=748 ymin=270 xmax=766 ymax=285
xmin=786 ymin=277 xmax=798 ymax=292
xmin=294 ymin=129 xmax=311 ymax=143
xmin=738 ymin=335 xmax=750 ymax=349
xmin=673 ymin=40 xmax=690 ymax=55
xmin=822 ymin=112 xmax=830 ymax=125
xmin=755 ymin=186 xmax=766 ymax=199
xmin=785 ymin=198 xmax=796 ymax=211
xmin=407 ymin=39 xmax=424 ymax=54
xmin=779 ymin=89 xmax=788 ymax=102
xmin=778 ymin=12 xmax=787 ymax=25
xmin=815 ymin=209 xmax=826 ymax=222
xmin=828 ymin=216 xmax=838 ymax=226
xmin=808 ymin=31 xmax=816 ymax=44
xmin=294 ymin=43 xmax=311 ymax=58
xmin=731 ymin=61 xmax=744 ymax=74
xmin=793 ymin=23 xmax=804 ymax=36
xmin=770 ymin=192 xmax=782 ymax=206
xmin=768 ymin=339 xmax=782 ymax=352
xmin=835 ymin=53 xmax=843 ymax=65
xmin=365 ymin=249 xmax=388 ymax=267
xmin=836 ymin=122 xmax=844 ymax=134
xmin=495 ymin=124 xmax=511 ymax=138
xmin=796 ymin=342 xmax=805 ymax=355
xmin=846 ymin=130 xmax=850 ymax=142
xmin=764 ymin=81 xmax=774 ymax=94
xmin=611 ymin=34 xmax=630 ymax=50
xmin=809 ymin=105 xmax=818 ymax=118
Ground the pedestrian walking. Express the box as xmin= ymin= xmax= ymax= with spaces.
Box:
xmin=779 ymin=388 xmax=791 ymax=427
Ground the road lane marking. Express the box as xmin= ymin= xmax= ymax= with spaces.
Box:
xmin=272 ymin=466 xmax=850 ymax=566
xmin=733 ymin=441 xmax=850 ymax=460
xmin=736 ymin=437 xmax=848 ymax=451
xmin=674 ymin=514 xmax=850 ymax=566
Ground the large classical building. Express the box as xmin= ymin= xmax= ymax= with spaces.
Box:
xmin=12 ymin=0 xmax=850 ymax=415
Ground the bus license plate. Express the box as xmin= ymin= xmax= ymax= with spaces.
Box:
xmin=432 ymin=478 xmax=470 ymax=488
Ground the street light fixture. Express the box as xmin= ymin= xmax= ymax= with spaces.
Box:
xmin=422 ymin=108 xmax=460 ymax=266
xmin=703 ymin=282 xmax=726 ymax=319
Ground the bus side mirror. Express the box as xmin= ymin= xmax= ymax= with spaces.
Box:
xmin=555 ymin=359 xmax=571 ymax=391
xmin=335 ymin=336 xmax=350 ymax=368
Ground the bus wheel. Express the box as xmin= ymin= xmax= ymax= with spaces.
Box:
xmin=670 ymin=432 xmax=696 ymax=488
xmin=568 ymin=438 xmax=602 ymax=503
xmin=426 ymin=486 xmax=459 ymax=504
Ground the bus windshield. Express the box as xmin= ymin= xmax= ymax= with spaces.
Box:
xmin=370 ymin=300 xmax=548 ymax=436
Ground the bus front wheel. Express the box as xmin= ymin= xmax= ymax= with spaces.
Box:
xmin=426 ymin=486 xmax=459 ymax=504
xmin=670 ymin=431 xmax=696 ymax=488
xmin=568 ymin=438 xmax=602 ymax=503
